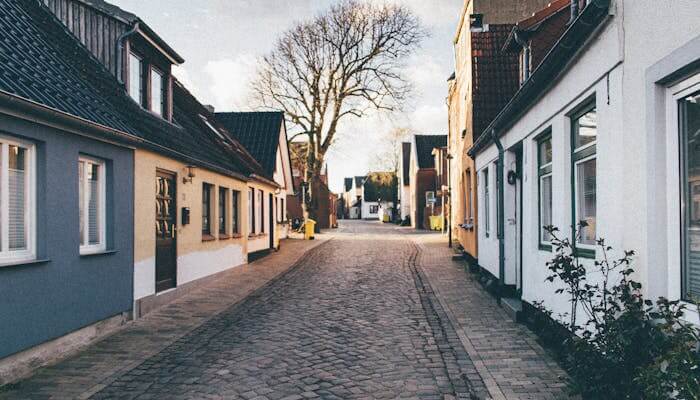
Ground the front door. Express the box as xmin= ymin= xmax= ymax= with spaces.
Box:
xmin=269 ymin=193 xmax=275 ymax=249
xmin=513 ymin=147 xmax=524 ymax=297
xmin=155 ymin=171 xmax=177 ymax=292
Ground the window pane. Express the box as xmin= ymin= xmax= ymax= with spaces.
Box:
xmin=202 ymin=184 xmax=210 ymax=234
xmin=539 ymin=137 xmax=552 ymax=166
xmin=150 ymin=68 xmax=163 ymax=116
xmin=8 ymin=145 xmax=26 ymax=250
xmin=484 ymin=169 xmax=489 ymax=233
xmin=541 ymin=175 xmax=552 ymax=243
xmin=219 ymin=188 xmax=226 ymax=234
xmin=682 ymin=90 xmax=700 ymax=299
xmin=87 ymin=163 xmax=100 ymax=245
xmin=574 ymin=108 xmax=597 ymax=149
xmin=576 ymin=158 xmax=596 ymax=245
xmin=128 ymin=53 xmax=142 ymax=104
xmin=232 ymin=191 xmax=239 ymax=234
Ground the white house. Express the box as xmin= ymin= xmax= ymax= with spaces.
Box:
xmin=399 ymin=142 xmax=412 ymax=221
xmin=470 ymin=0 xmax=700 ymax=324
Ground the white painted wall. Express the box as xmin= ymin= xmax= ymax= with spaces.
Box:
xmin=400 ymin=185 xmax=410 ymax=220
xmin=178 ymin=244 xmax=246 ymax=285
xmin=473 ymin=0 xmax=700 ymax=323
xmin=362 ymin=201 xmax=380 ymax=219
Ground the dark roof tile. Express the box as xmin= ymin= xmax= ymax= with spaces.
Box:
xmin=414 ymin=135 xmax=447 ymax=169
xmin=216 ymin=112 xmax=285 ymax=179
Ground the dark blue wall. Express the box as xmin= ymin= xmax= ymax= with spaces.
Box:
xmin=0 ymin=114 xmax=134 ymax=358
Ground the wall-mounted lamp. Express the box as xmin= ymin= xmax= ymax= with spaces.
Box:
xmin=274 ymin=187 xmax=282 ymax=195
xmin=183 ymin=165 xmax=197 ymax=184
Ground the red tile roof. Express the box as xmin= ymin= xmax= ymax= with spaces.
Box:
xmin=471 ymin=24 xmax=520 ymax=140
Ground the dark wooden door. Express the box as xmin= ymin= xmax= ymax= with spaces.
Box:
xmin=155 ymin=171 xmax=177 ymax=292
xmin=269 ymin=193 xmax=274 ymax=249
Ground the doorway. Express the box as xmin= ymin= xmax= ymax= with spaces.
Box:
xmin=155 ymin=170 xmax=177 ymax=292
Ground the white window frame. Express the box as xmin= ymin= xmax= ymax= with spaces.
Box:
xmin=666 ymin=73 xmax=700 ymax=320
xmin=538 ymin=135 xmax=553 ymax=247
xmin=79 ymin=156 xmax=106 ymax=255
xmin=150 ymin=66 xmax=164 ymax=116
xmin=0 ymin=136 xmax=36 ymax=264
xmin=128 ymin=51 xmax=142 ymax=105
xmin=573 ymin=154 xmax=597 ymax=250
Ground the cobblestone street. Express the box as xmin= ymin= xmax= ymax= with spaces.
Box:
xmin=2 ymin=221 xmax=568 ymax=399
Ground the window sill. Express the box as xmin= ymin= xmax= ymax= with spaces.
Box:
xmin=0 ymin=258 xmax=50 ymax=268
xmin=80 ymin=249 xmax=117 ymax=257
xmin=538 ymin=244 xmax=552 ymax=252
xmin=231 ymin=233 xmax=243 ymax=239
xmin=218 ymin=234 xmax=231 ymax=240
xmin=248 ymin=233 xmax=267 ymax=238
xmin=459 ymin=223 xmax=474 ymax=231
xmin=202 ymin=234 xmax=216 ymax=242
xmin=573 ymin=247 xmax=595 ymax=259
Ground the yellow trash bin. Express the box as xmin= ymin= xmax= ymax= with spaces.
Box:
xmin=304 ymin=219 xmax=316 ymax=240
xmin=429 ymin=216 xmax=442 ymax=231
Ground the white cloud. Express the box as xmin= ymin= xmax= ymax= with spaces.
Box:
xmin=203 ymin=54 xmax=258 ymax=112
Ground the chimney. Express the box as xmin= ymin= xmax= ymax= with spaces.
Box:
xmin=204 ymin=104 xmax=215 ymax=114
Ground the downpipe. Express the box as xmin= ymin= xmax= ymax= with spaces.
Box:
xmin=492 ymin=129 xmax=505 ymax=305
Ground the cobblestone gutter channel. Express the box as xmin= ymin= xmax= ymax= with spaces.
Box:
xmin=406 ymin=241 xmax=489 ymax=400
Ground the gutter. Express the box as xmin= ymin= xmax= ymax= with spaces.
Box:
xmin=468 ymin=0 xmax=611 ymax=157
xmin=492 ymin=129 xmax=506 ymax=305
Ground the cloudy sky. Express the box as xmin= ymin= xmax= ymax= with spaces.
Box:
xmin=110 ymin=0 xmax=462 ymax=192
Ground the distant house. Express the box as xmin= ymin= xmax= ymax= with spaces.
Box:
xmin=287 ymin=142 xmax=336 ymax=230
xmin=398 ymin=142 xmax=412 ymax=222
xmin=361 ymin=172 xmax=398 ymax=220
xmin=216 ymin=111 xmax=295 ymax=251
xmin=410 ymin=135 xmax=447 ymax=229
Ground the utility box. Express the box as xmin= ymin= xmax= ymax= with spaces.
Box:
xmin=304 ymin=219 xmax=316 ymax=240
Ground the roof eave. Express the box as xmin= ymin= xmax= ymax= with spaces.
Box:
xmin=468 ymin=0 xmax=611 ymax=158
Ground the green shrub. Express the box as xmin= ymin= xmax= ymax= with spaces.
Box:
xmin=539 ymin=223 xmax=700 ymax=399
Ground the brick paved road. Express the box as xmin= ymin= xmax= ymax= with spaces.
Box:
xmin=90 ymin=221 xmax=480 ymax=399
xmin=3 ymin=220 xmax=570 ymax=399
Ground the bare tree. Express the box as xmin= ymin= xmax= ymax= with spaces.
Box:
xmin=251 ymin=0 xmax=426 ymax=217
xmin=371 ymin=127 xmax=411 ymax=174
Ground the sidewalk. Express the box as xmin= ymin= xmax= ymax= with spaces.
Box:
xmin=0 ymin=237 xmax=328 ymax=400
xmin=413 ymin=233 xmax=571 ymax=400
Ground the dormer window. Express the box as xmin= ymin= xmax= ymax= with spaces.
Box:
xmin=128 ymin=52 xmax=143 ymax=104
xmin=150 ymin=67 xmax=164 ymax=116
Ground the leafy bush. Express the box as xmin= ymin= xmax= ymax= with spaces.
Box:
xmin=538 ymin=223 xmax=700 ymax=399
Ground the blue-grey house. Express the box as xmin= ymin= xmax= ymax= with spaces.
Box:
xmin=0 ymin=0 xmax=140 ymax=379
xmin=0 ymin=0 xmax=274 ymax=383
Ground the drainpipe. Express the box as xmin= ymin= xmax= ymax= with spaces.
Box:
xmin=116 ymin=22 xmax=140 ymax=85
xmin=570 ymin=0 xmax=580 ymax=23
xmin=492 ymin=129 xmax=505 ymax=305
xmin=447 ymin=153 xmax=453 ymax=248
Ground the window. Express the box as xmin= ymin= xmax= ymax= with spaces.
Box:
xmin=0 ymin=138 xmax=34 ymax=262
xmin=483 ymin=168 xmax=489 ymax=236
xmin=494 ymin=162 xmax=500 ymax=237
xmin=538 ymin=133 xmax=553 ymax=247
xmin=248 ymin=188 xmax=254 ymax=235
xmin=571 ymin=103 xmax=597 ymax=250
xmin=202 ymin=183 xmax=212 ymax=235
xmin=79 ymin=157 xmax=106 ymax=253
xmin=232 ymin=190 xmax=240 ymax=234
xmin=257 ymin=189 xmax=264 ymax=233
xmin=150 ymin=67 xmax=164 ymax=116
xmin=218 ymin=187 xmax=228 ymax=235
xmin=370 ymin=204 xmax=379 ymax=214
xmin=680 ymin=89 xmax=700 ymax=300
xmin=128 ymin=52 xmax=142 ymax=105
xmin=464 ymin=169 xmax=473 ymax=225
